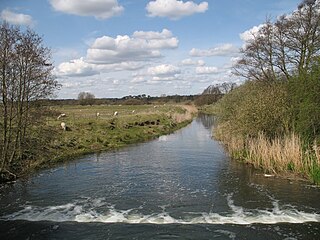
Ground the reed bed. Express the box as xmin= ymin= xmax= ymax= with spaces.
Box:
xmin=170 ymin=105 xmax=198 ymax=123
xmin=214 ymin=125 xmax=320 ymax=184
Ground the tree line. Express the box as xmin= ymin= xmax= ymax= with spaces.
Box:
xmin=235 ymin=0 xmax=320 ymax=82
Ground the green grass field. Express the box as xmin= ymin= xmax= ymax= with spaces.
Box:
xmin=50 ymin=104 xmax=186 ymax=121
xmin=29 ymin=104 xmax=196 ymax=172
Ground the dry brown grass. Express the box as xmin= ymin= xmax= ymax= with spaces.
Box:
xmin=214 ymin=125 xmax=320 ymax=182
xmin=171 ymin=105 xmax=198 ymax=123
xmin=214 ymin=122 xmax=245 ymax=154
xmin=246 ymin=133 xmax=304 ymax=173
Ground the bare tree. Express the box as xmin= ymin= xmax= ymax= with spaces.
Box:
xmin=288 ymin=0 xmax=320 ymax=75
xmin=78 ymin=91 xmax=95 ymax=105
xmin=234 ymin=0 xmax=320 ymax=81
xmin=195 ymin=83 xmax=236 ymax=106
xmin=202 ymin=82 xmax=236 ymax=95
xmin=0 ymin=22 xmax=59 ymax=180
xmin=234 ymin=20 xmax=278 ymax=81
xmin=202 ymin=85 xmax=222 ymax=95
xmin=219 ymin=82 xmax=237 ymax=94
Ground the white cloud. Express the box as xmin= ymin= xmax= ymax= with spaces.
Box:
xmin=181 ymin=58 xmax=205 ymax=66
xmin=49 ymin=0 xmax=123 ymax=19
xmin=55 ymin=58 xmax=98 ymax=77
xmin=0 ymin=9 xmax=34 ymax=26
xmin=239 ymin=24 xmax=265 ymax=42
xmin=147 ymin=64 xmax=181 ymax=76
xmin=132 ymin=28 xmax=173 ymax=39
xmin=113 ymin=79 xmax=120 ymax=85
xmin=55 ymin=58 xmax=144 ymax=77
xmin=55 ymin=29 xmax=178 ymax=78
xmin=132 ymin=63 xmax=181 ymax=83
xmin=151 ymin=76 xmax=179 ymax=82
xmin=87 ymin=29 xmax=178 ymax=64
xmin=196 ymin=66 xmax=219 ymax=74
xmin=62 ymin=81 xmax=81 ymax=89
xmin=131 ymin=76 xmax=146 ymax=83
xmin=190 ymin=43 xmax=238 ymax=57
xmin=146 ymin=0 xmax=208 ymax=20
xmin=230 ymin=56 xmax=241 ymax=64
xmin=104 ymin=62 xmax=144 ymax=71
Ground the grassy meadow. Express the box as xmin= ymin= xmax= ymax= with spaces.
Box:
xmin=26 ymin=104 xmax=197 ymax=173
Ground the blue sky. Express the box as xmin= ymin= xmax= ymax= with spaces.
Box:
xmin=0 ymin=0 xmax=301 ymax=99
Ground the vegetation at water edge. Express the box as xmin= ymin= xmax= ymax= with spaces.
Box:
xmin=208 ymin=1 xmax=320 ymax=184
xmin=1 ymin=104 xmax=196 ymax=182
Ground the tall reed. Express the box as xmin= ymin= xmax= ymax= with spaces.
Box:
xmin=171 ymin=105 xmax=198 ymax=123
xmin=214 ymin=125 xmax=320 ymax=184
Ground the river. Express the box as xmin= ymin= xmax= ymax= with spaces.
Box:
xmin=0 ymin=114 xmax=319 ymax=239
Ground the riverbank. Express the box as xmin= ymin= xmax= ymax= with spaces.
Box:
xmin=17 ymin=104 xmax=197 ymax=179
xmin=213 ymin=125 xmax=320 ymax=184
xmin=1 ymin=113 xmax=320 ymax=240
xmin=202 ymin=105 xmax=320 ymax=184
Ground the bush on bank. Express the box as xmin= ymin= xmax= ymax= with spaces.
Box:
xmin=213 ymin=81 xmax=290 ymax=138
xmin=212 ymin=76 xmax=320 ymax=184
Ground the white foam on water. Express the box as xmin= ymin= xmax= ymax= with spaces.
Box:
xmin=2 ymin=196 xmax=320 ymax=225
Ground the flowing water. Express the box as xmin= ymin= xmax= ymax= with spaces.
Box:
xmin=0 ymin=114 xmax=320 ymax=239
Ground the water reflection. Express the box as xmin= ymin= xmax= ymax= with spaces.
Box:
xmin=196 ymin=113 xmax=216 ymax=129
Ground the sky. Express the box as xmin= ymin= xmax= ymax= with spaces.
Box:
xmin=0 ymin=0 xmax=302 ymax=99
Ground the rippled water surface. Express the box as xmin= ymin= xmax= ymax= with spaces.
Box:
xmin=0 ymin=114 xmax=320 ymax=239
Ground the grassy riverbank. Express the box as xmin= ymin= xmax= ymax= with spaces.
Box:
xmin=214 ymin=125 xmax=320 ymax=183
xmin=21 ymin=104 xmax=197 ymax=176
xmin=204 ymin=80 xmax=320 ymax=185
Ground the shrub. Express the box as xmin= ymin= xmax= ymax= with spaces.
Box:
xmin=214 ymin=80 xmax=290 ymax=138
xmin=288 ymin=59 xmax=320 ymax=141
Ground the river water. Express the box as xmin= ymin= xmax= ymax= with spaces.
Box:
xmin=0 ymin=114 xmax=320 ymax=239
